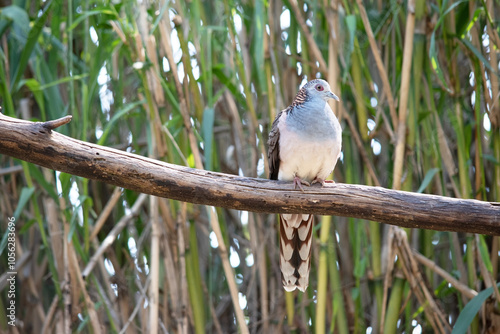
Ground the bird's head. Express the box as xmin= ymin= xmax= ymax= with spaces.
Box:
xmin=302 ymin=79 xmax=340 ymax=102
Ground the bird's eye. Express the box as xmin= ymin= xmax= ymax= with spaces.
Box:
xmin=315 ymin=85 xmax=324 ymax=91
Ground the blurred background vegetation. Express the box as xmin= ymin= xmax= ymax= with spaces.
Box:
xmin=0 ymin=0 xmax=499 ymax=333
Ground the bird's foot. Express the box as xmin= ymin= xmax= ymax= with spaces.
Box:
xmin=293 ymin=176 xmax=310 ymax=192
xmin=311 ymin=178 xmax=335 ymax=187
xmin=311 ymin=178 xmax=325 ymax=186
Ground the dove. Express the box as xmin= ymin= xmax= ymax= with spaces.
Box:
xmin=268 ymin=79 xmax=341 ymax=291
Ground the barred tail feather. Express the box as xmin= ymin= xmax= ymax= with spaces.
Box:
xmin=279 ymin=213 xmax=313 ymax=292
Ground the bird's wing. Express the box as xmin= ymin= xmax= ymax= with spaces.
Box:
xmin=268 ymin=110 xmax=283 ymax=180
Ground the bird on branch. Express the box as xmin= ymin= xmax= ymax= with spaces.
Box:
xmin=268 ymin=79 xmax=342 ymax=292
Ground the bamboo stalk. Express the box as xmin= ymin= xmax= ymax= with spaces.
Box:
xmin=207 ymin=206 xmax=250 ymax=334
xmin=90 ymin=187 xmax=122 ymax=240
xmin=176 ymin=202 xmax=189 ymax=334
xmin=315 ymin=215 xmax=330 ymax=334
xmin=82 ymin=194 xmax=148 ymax=278
xmin=356 ymin=0 xmax=398 ymax=130
xmin=287 ymin=0 xmax=328 ymax=75
xmin=158 ymin=20 xmax=203 ymax=170
xmin=148 ymin=195 xmax=160 ymax=334
xmin=392 ymin=0 xmax=416 ymax=190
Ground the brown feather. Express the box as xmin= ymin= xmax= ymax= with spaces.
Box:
xmin=268 ymin=111 xmax=282 ymax=180
xmin=279 ymin=214 xmax=313 ymax=292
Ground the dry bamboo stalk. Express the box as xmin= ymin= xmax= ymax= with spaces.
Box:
xmin=61 ymin=197 xmax=71 ymax=333
xmin=356 ymin=0 xmax=398 ymax=131
xmin=82 ymin=193 xmax=148 ymax=278
xmin=158 ymin=198 xmax=182 ymax=324
xmin=327 ymin=2 xmax=340 ymax=120
xmin=43 ymin=169 xmax=65 ymax=280
xmin=256 ymin=214 xmax=269 ymax=332
xmin=94 ymin=241 xmax=122 ymax=327
xmin=392 ymin=0 xmax=416 ymax=190
xmin=158 ymin=21 xmax=203 ymax=170
xmin=68 ymin=244 xmax=103 ymax=333
xmin=248 ymin=213 xmax=263 ymax=330
xmin=343 ymin=112 xmax=381 ymax=187
xmin=208 ymin=206 xmax=250 ymax=334
xmin=287 ymin=0 xmax=328 ymax=75
xmin=224 ymin=9 xmax=268 ymax=177
xmin=0 ymin=164 xmax=23 ymax=175
xmin=176 ymin=202 xmax=189 ymax=334
xmin=224 ymin=92 xmax=248 ymax=175
xmin=395 ymin=228 xmax=450 ymax=333
xmin=119 ymin=276 xmax=151 ymax=334
xmin=148 ymin=195 xmax=160 ymax=334
xmin=90 ymin=187 xmax=122 ymax=240
xmin=412 ymin=251 xmax=477 ymax=300
xmin=144 ymin=33 xmax=165 ymax=106
xmin=486 ymin=0 xmax=500 ymax=127
xmin=379 ymin=226 xmax=396 ymax=333
xmin=451 ymin=233 xmax=473 ymax=307
xmin=158 ymin=212 xmax=178 ymax=331
xmin=41 ymin=296 xmax=59 ymax=334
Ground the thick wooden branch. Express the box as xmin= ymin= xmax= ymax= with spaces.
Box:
xmin=1 ymin=113 xmax=499 ymax=235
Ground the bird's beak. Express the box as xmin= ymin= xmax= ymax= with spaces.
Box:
xmin=327 ymin=91 xmax=340 ymax=101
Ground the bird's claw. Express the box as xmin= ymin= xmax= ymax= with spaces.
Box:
xmin=311 ymin=178 xmax=335 ymax=187
xmin=293 ymin=176 xmax=310 ymax=192
xmin=311 ymin=178 xmax=325 ymax=186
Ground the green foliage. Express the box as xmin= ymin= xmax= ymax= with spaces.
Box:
xmin=452 ymin=285 xmax=499 ymax=334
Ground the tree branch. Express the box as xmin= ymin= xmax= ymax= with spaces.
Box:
xmin=1 ymin=113 xmax=499 ymax=235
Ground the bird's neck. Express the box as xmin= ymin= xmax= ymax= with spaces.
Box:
xmin=286 ymin=99 xmax=337 ymax=138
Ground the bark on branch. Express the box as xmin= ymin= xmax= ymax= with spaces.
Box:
xmin=1 ymin=113 xmax=499 ymax=235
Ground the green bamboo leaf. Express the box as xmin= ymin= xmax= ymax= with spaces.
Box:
xmin=0 ymin=52 xmax=15 ymax=115
xmin=29 ymin=164 xmax=59 ymax=201
xmin=22 ymin=79 xmax=46 ymax=120
xmin=68 ymin=195 xmax=92 ymax=242
xmin=58 ymin=172 xmax=73 ymax=198
xmin=483 ymin=154 xmax=499 ymax=165
xmin=417 ymin=168 xmax=440 ymax=193
xmin=18 ymin=219 xmax=37 ymax=235
xmin=97 ymin=100 xmax=143 ymax=146
xmin=252 ymin=0 xmax=266 ymax=91
xmin=13 ymin=187 xmax=36 ymax=219
xmin=459 ymin=38 xmax=497 ymax=76
xmin=213 ymin=66 xmax=247 ymax=106
xmin=0 ymin=5 xmax=30 ymax=36
xmin=11 ymin=0 xmax=61 ymax=91
xmin=202 ymin=107 xmax=215 ymax=171
xmin=428 ymin=0 xmax=468 ymax=93
xmin=429 ymin=33 xmax=449 ymax=92
xmin=345 ymin=15 xmax=356 ymax=58
xmin=459 ymin=7 xmax=483 ymax=38
xmin=452 ymin=285 xmax=498 ymax=334
xmin=477 ymin=235 xmax=493 ymax=273
xmin=19 ymin=74 xmax=89 ymax=92
xmin=66 ymin=9 xmax=116 ymax=31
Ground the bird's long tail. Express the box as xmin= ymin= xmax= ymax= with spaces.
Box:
xmin=279 ymin=213 xmax=313 ymax=292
